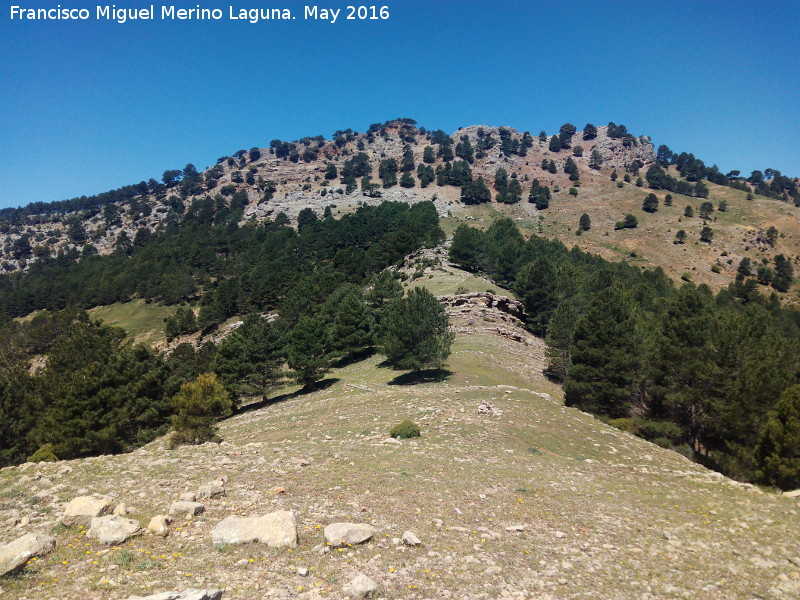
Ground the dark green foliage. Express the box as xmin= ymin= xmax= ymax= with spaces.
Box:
xmin=559 ymin=123 xmax=576 ymax=149
xmin=564 ymin=157 xmax=579 ymax=181
xmin=515 ymin=258 xmax=559 ymax=333
xmin=773 ymin=255 xmax=794 ymax=293
xmin=544 ymin=302 xmax=578 ymax=382
xmin=171 ymin=373 xmax=232 ymax=446
xmin=460 ymin=176 xmax=491 ymax=205
xmin=32 ymin=318 xmax=171 ymax=460
xmin=564 ymin=287 xmax=644 ymax=418
xmin=366 ymin=271 xmax=403 ymax=310
xmin=589 ymin=149 xmax=603 ymax=170
xmin=400 ymin=146 xmax=415 ymax=172
xmin=579 ymin=213 xmax=591 ymax=231
xmin=455 ymin=136 xmax=474 ymax=164
xmin=449 ymin=225 xmax=485 ymax=272
xmin=165 ymin=307 xmax=198 ymax=340
xmin=548 ymin=160 xmax=557 ymax=174
xmin=379 ymin=158 xmax=398 ymax=188
xmin=436 ymin=160 xmax=472 ymax=187
xmin=642 ymin=193 xmax=659 ymax=213
xmin=422 ymin=146 xmax=436 ymax=164
xmin=635 ymin=177 xmax=643 ymax=187
xmin=212 ymin=315 xmax=284 ymax=403
xmin=582 ymin=123 xmax=597 ymax=140
xmin=700 ymin=226 xmax=713 ymax=243
xmin=416 ymin=164 xmax=435 ymax=188
xmin=390 ymin=419 xmax=421 ymax=439
xmin=675 ymin=230 xmax=687 ymax=244
xmin=718 ymin=200 xmax=728 ymax=212
xmin=379 ymin=287 xmax=453 ymax=372
xmin=504 ymin=179 xmax=523 ymax=204
xmin=664 ymin=194 xmax=673 ymax=206
xmin=766 ymin=226 xmax=778 ymax=247
xmin=399 ymin=172 xmax=415 ymax=188
xmin=324 ymin=163 xmax=338 ymax=180
xmin=528 ymin=183 xmax=551 ymax=210
xmin=699 ymin=201 xmax=714 ymax=219
xmin=757 ymin=385 xmax=800 ymax=489
xmin=324 ymin=286 xmax=375 ymax=358
xmin=684 ymin=205 xmax=694 ymax=217
xmin=615 ymin=214 xmax=638 ymax=229
xmin=548 ymin=135 xmax=561 ymax=152
xmin=286 ymin=314 xmax=333 ymax=386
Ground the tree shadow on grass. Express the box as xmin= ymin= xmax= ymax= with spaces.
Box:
xmin=387 ymin=369 xmax=453 ymax=386
xmin=235 ymin=377 xmax=340 ymax=415
xmin=333 ymin=347 xmax=376 ymax=369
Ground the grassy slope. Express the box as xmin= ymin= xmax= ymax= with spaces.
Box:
xmin=1 ymin=269 xmax=798 ymax=600
xmin=88 ymin=300 xmax=173 ymax=347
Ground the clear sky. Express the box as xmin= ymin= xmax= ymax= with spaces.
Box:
xmin=1 ymin=0 xmax=798 ymax=209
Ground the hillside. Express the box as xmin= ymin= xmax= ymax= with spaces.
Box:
xmin=1 ymin=268 xmax=798 ymax=600
xmin=1 ymin=119 xmax=797 ymax=301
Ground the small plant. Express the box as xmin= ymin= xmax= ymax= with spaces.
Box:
xmin=527 ymin=447 xmax=543 ymax=455
xmin=115 ymin=550 xmax=136 ymax=568
xmin=568 ymin=187 xmax=578 ymax=196
xmin=28 ymin=443 xmax=58 ymax=463
xmin=215 ymin=542 xmax=231 ymax=553
xmin=390 ymin=420 xmax=421 ymax=439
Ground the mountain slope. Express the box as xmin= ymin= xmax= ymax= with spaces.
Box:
xmin=2 ymin=120 xmax=797 ymax=301
xmin=1 ymin=268 xmax=798 ymax=600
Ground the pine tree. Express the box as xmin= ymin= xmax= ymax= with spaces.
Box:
xmin=328 ymin=289 xmax=375 ymax=358
xmin=286 ymin=315 xmax=333 ymax=387
xmin=449 ymin=225 xmax=485 ymax=271
xmin=564 ymin=287 xmax=644 ymax=417
xmin=366 ymin=271 xmax=403 ymax=310
xmin=544 ymin=302 xmax=579 ymax=382
xmin=756 ymin=384 xmax=800 ymax=490
xmin=171 ymin=373 xmax=232 ymax=446
xmin=548 ymin=135 xmax=561 ymax=152
xmin=642 ymin=193 xmax=659 ymax=213
xmin=589 ymin=149 xmax=603 ymax=170
xmin=378 ymin=287 xmax=454 ymax=372
xmin=579 ymin=213 xmax=591 ymax=231
xmin=212 ymin=315 xmax=284 ymax=402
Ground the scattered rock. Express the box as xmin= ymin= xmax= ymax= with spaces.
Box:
xmin=169 ymin=501 xmax=205 ymax=517
xmin=0 ymin=533 xmax=56 ymax=576
xmin=478 ymin=400 xmax=502 ymax=416
xmin=381 ymin=438 xmax=401 ymax=445
xmin=197 ymin=484 xmax=225 ymax=500
xmin=401 ymin=530 xmax=421 ymax=546
xmin=783 ymin=489 xmax=800 ymax=498
xmin=62 ymin=496 xmax=113 ymax=526
xmin=343 ymin=574 xmax=379 ymax=598
xmin=114 ymin=502 xmax=129 ymax=516
xmin=88 ymin=515 xmax=142 ymax=545
xmin=270 ymin=486 xmax=286 ymax=495
xmin=123 ymin=590 xmax=223 ymax=600
xmin=211 ymin=511 xmax=297 ymax=548
xmin=324 ymin=522 xmax=376 ymax=548
xmin=179 ymin=492 xmax=198 ymax=502
xmin=505 ymin=525 xmax=525 ymax=532
xmin=555 ymin=531 xmax=566 ymax=539
xmin=148 ymin=515 xmax=172 ymax=537
xmin=297 ymin=566 xmax=309 ymax=577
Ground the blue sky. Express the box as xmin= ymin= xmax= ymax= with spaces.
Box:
xmin=1 ymin=0 xmax=798 ymax=208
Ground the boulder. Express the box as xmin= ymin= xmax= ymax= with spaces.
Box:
xmin=87 ymin=515 xmax=141 ymax=545
xmin=62 ymin=496 xmax=112 ymax=526
xmin=197 ymin=484 xmax=225 ymax=500
xmin=211 ymin=511 xmax=297 ymax=548
xmin=343 ymin=574 xmax=379 ymax=598
xmin=401 ymin=530 xmax=421 ymax=546
xmin=0 ymin=533 xmax=56 ymax=576
xmin=148 ymin=515 xmax=172 ymax=537
xmin=169 ymin=501 xmax=205 ymax=517
xmin=324 ymin=523 xmax=376 ymax=548
xmin=123 ymin=590 xmax=223 ymax=600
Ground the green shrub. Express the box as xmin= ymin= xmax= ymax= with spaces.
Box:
xmin=568 ymin=187 xmax=578 ymax=196
xmin=607 ymin=418 xmax=634 ymax=433
xmin=28 ymin=444 xmax=58 ymax=463
xmin=390 ymin=419 xmax=421 ymax=439
xmin=170 ymin=373 xmax=233 ymax=446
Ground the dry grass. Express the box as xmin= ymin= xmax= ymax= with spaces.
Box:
xmin=2 ymin=270 xmax=798 ymax=599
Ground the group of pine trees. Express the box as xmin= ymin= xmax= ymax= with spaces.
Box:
xmin=450 ymin=219 xmax=800 ymax=489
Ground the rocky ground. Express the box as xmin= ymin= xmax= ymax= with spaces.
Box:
xmin=1 ymin=269 xmax=799 ymax=600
